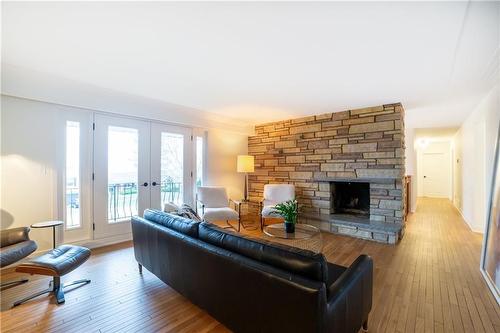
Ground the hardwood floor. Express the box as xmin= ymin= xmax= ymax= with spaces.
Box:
xmin=1 ymin=198 xmax=499 ymax=332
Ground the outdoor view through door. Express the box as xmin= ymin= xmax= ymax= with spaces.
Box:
xmin=65 ymin=121 xmax=81 ymax=228
xmin=160 ymin=132 xmax=184 ymax=206
xmin=108 ymin=126 xmax=139 ymax=222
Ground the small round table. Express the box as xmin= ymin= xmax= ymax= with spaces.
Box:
xmin=31 ymin=220 xmax=64 ymax=249
xmin=263 ymin=223 xmax=323 ymax=253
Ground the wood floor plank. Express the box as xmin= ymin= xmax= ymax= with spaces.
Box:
xmin=1 ymin=198 xmax=498 ymax=333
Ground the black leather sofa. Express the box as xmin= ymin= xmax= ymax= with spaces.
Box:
xmin=132 ymin=209 xmax=373 ymax=333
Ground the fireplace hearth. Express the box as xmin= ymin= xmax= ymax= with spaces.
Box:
xmin=331 ymin=181 xmax=370 ymax=217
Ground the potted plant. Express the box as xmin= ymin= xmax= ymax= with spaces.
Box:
xmin=274 ymin=199 xmax=298 ymax=233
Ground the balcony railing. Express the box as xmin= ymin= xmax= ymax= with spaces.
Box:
xmin=66 ymin=186 xmax=80 ymax=228
xmin=160 ymin=180 xmax=182 ymax=205
xmin=108 ymin=183 xmax=138 ymax=222
xmin=108 ymin=181 xmax=182 ymax=222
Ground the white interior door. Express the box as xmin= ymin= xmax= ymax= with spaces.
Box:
xmin=93 ymin=114 xmax=151 ymax=239
xmin=150 ymin=123 xmax=193 ymax=210
xmin=422 ymin=152 xmax=450 ymax=198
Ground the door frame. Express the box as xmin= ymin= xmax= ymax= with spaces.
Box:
xmin=56 ymin=110 xmax=199 ymax=246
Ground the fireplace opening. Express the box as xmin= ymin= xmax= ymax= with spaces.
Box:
xmin=331 ymin=181 xmax=370 ymax=216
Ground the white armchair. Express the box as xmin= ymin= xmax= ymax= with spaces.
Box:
xmin=260 ymin=184 xmax=295 ymax=230
xmin=196 ymin=186 xmax=241 ymax=231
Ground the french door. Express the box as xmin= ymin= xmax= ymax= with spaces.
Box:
xmin=93 ymin=114 xmax=193 ymax=240
xmin=93 ymin=114 xmax=151 ymax=239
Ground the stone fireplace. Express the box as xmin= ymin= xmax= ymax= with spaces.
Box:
xmin=248 ymin=103 xmax=406 ymax=244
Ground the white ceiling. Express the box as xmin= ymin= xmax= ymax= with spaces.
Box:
xmin=2 ymin=1 xmax=499 ymax=128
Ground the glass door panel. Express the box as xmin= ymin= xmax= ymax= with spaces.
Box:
xmin=93 ymin=114 xmax=150 ymax=239
xmin=108 ymin=126 xmax=139 ymax=222
xmin=151 ymin=124 xmax=193 ymax=210
xmin=160 ymin=132 xmax=184 ymax=206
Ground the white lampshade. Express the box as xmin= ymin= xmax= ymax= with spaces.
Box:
xmin=237 ymin=155 xmax=254 ymax=173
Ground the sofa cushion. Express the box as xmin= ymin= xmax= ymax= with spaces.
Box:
xmin=198 ymin=222 xmax=328 ymax=283
xmin=178 ymin=204 xmax=202 ymax=221
xmin=163 ymin=202 xmax=180 ymax=213
xmin=143 ymin=209 xmax=200 ymax=238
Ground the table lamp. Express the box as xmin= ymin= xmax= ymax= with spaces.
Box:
xmin=237 ymin=155 xmax=254 ymax=201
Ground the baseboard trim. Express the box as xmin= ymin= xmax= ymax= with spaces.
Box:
xmin=452 ymin=203 xmax=483 ymax=234
xmin=74 ymin=233 xmax=132 ymax=249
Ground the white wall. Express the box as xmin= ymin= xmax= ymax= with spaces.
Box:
xmin=1 ymin=96 xmax=89 ymax=250
xmin=1 ymin=95 xmax=249 ymax=252
xmin=453 ymin=84 xmax=500 ymax=233
xmin=205 ymin=129 xmax=248 ymax=201
xmin=404 ymin=126 xmax=417 ymax=213
xmin=2 ymin=65 xmax=254 ymax=135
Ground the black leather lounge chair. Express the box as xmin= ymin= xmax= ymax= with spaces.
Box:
xmin=0 ymin=227 xmax=38 ymax=288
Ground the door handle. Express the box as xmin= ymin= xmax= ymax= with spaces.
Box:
xmin=152 ymin=181 xmax=159 ymax=186
xmin=424 ymin=176 xmax=427 ymax=178
xmin=142 ymin=182 xmax=148 ymax=187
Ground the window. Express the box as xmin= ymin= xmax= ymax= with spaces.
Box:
xmin=196 ymin=136 xmax=203 ymax=187
xmin=65 ymin=121 xmax=81 ymax=228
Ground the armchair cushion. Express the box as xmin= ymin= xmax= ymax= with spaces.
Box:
xmin=263 ymin=184 xmax=295 ymax=206
xmin=202 ymin=207 xmax=239 ymax=222
xmin=0 ymin=240 xmax=37 ymax=267
xmin=197 ymin=186 xmax=229 ymax=208
xmin=261 ymin=205 xmax=281 ymax=218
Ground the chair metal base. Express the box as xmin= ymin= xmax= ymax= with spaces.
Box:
xmin=240 ymin=221 xmax=259 ymax=231
xmin=222 ymin=220 xmax=236 ymax=230
xmin=1 ymin=278 xmax=29 ymax=289
xmin=13 ymin=276 xmax=91 ymax=307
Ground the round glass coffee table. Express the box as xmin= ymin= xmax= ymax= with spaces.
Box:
xmin=263 ymin=223 xmax=323 ymax=253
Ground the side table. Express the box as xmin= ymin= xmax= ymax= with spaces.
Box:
xmin=31 ymin=220 xmax=64 ymax=249
xmin=232 ymin=200 xmax=260 ymax=231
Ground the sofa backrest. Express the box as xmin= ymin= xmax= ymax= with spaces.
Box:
xmin=143 ymin=209 xmax=200 ymax=238
xmin=198 ymin=222 xmax=329 ymax=283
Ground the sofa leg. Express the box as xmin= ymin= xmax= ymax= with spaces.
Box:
xmin=138 ymin=263 xmax=142 ymax=274
xmin=362 ymin=319 xmax=368 ymax=332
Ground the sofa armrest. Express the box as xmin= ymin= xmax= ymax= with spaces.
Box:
xmin=1 ymin=227 xmax=31 ymax=248
xmin=326 ymin=254 xmax=373 ymax=333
